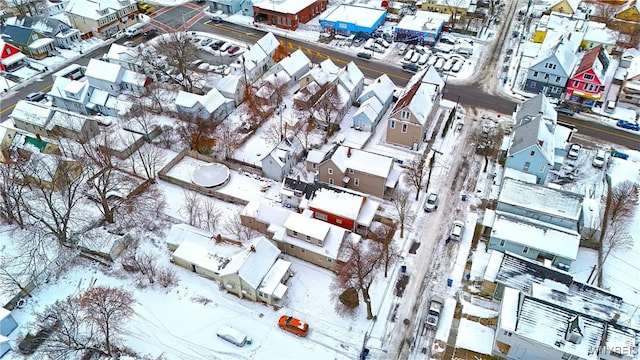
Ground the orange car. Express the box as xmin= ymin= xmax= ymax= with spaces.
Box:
xmin=278 ymin=315 xmax=309 ymax=337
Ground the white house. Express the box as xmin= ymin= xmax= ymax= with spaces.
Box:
xmin=261 ymin=135 xmax=304 ymax=181
xmin=216 ymin=74 xmax=245 ymax=106
xmin=270 ymin=49 xmax=311 ymax=84
xmin=336 ymin=61 xmax=365 ymax=104
xmin=175 ymin=88 xmax=234 ymax=120
xmin=356 ymin=74 xmax=395 ymax=110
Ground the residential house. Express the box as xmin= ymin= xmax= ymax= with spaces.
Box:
xmin=524 ymin=31 xmax=578 ymax=98
xmin=545 ymin=0 xmax=582 ymax=15
xmin=170 ymin=226 xmax=291 ymax=305
xmin=356 ymin=74 xmax=395 ymax=110
xmin=23 ymin=152 xmax=82 ymax=191
xmin=504 ymin=94 xmax=558 ymax=184
xmin=564 ymin=45 xmax=610 ymax=108
xmin=385 ymin=66 xmax=444 ymax=149
xmin=269 ymin=49 xmax=311 ymax=84
xmin=0 ymin=24 xmax=55 ymax=59
xmin=352 ymin=96 xmax=384 ymax=132
xmin=48 ymin=76 xmax=93 ymax=114
xmin=279 ymin=176 xmax=317 ymax=209
xmin=65 ymin=0 xmax=140 ymax=38
xmin=307 ymin=145 xmax=400 ymax=198
xmin=208 ymin=0 xmax=243 ymax=14
xmin=0 ymin=124 xmax=18 ymax=163
xmin=271 ymin=211 xmax=356 ymax=271
xmin=232 ymin=39 xmax=274 ymax=83
xmin=10 ymin=100 xmax=100 ymax=142
xmin=0 ymin=39 xmax=26 ymax=72
xmin=293 ymin=80 xmax=322 ymax=110
xmin=252 ymin=0 xmax=328 ymax=31
xmin=261 ymin=136 xmax=304 ymax=181
xmin=312 ymin=82 xmax=351 ymax=131
xmin=420 ymin=0 xmax=473 ymax=18
xmin=97 ymin=125 xmax=146 ymax=159
xmin=619 ymin=47 xmax=640 ymax=68
xmin=497 ymin=177 xmax=584 ymax=231
xmin=103 ymin=43 xmax=140 ymax=71
xmin=216 ymin=74 xmax=246 ymax=106
xmin=619 ymin=56 xmax=640 ymax=105
xmin=306 ymin=187 xmax=379 ymax=235
xmin=580 ymin=22 xmax=619 ymax=54
xmin=299 ymin=58 xmax=340 ymax=89
xmin=175 ymin=88 xmax=234 ymax=120
xmin=488 ymin=213 xmax=580 ymax=269
xmin=493 ymin=286 xmax=640 ymax=360
xmin=241 ymin=200 xmax=295 ymax=234
xmin=615 ymin=0 xmax=640 ymax=22
xmin=0 ymin=308 xmax=18 ymax=344
xmin=255 ymin=70 xmax=291 ymax=106
xmin=255 ymin=32 xmax=281 ymax=59
xmin=336 ymin=61 xmax=365 ymax=105
xmin=7 ymin=16 xmax=81 ymax=49
xmin=531 ymin=12 xmax=587 ymax=44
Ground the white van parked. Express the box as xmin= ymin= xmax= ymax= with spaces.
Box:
xmin=124 ymin=23 xmax=146 ymax=38
xmin=217 ymin=326 xmax=250 ymax=347
xmin=454 ymin=44 xmax=473 ymax=56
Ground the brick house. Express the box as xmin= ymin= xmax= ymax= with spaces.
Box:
xmin=253 ymin=0 xmax=328 ymax=30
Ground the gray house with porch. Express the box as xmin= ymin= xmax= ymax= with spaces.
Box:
xmin=524 ymin=32 xmax=578 ymax=99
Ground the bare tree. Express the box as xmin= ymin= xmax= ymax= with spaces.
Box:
xmin=0 ymin=161 xmax=28 ymax=227
xmin=242 ymin=85 xmax=272 ymax=131
xmin=370 ymin=223 xmax=399 ymax=278
xmin=19 ymin=155 xmax=88 ymax=246
xmin=136 ymin=32 xmax=200 ymax=92
xmin=264 ymin=121 xmax=284 ymax=146
xmin=223 ymin=210 xmax=259 ymax=242
xmin=475 ymin=124 xmax=505 ymax=172
xmin=592 ymin=3 xmax=621 ymax=27
xmin=214 ymin=121 xmax=242 ymax=160
xmin=443 ymin=0 xmax=468 ymax=30
xmin=79 ymin=286 xmax=135 ymax=356
xmin=313 ymin=83 xmax=342 ymax=134
xmin=404 ymin=157 xmax=425 ymax=201
xmin=130 ymin=143 xmax=166 ymax=183
xmin=175 ymin=112 xmax=217 ymax=154
xmin=179 ymin=191 xmax=221 ymax=233
xmin=391 ymin=189 xmax=411 ymax=238
xmin=335 ymin=239 xmax=384 ymax=320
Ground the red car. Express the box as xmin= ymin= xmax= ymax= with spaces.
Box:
xmin=227 ymin=45 xmax=241 ymax=54
xmin=278 ymin=315 xmax=309 ymax=337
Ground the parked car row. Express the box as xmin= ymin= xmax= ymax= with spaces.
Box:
xmin=401 ymin=52 xmax=464 ymax=73
xmin=194 ymin=35 xmax=242 ymax=55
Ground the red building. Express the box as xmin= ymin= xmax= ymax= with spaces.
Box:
xmin=565 ymin=45 xmax=610 ymax=108
xmin=253 ymin=0 xmax=328 ymax=30
xmin=307 ymin=188 xmax=379 ymax=235
xmin=0 ymin=40 xmax=26 ymax=72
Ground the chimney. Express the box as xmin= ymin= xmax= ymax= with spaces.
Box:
xmin=347 ymin=147 xmax=352 ymax=158
xmin=250 ymin=245 xmax=256 ymax=252
xmin=538 ymin=140 xmax=544 ymax=146
xmin=297 ymin=174 xmax=300 ymax=181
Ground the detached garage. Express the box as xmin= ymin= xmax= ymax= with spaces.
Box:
xmin=319 ymin=5 xmax=387 ymax=36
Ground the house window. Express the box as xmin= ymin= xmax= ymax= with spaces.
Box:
xmin=315 ymin=212 xmax=328 ymax=221
xmin=329 ymin=178 xmax=334 ymax=185
xmin=317 ymin=239 xmax=324 ymax=246
xmin=290 ymin=244 xmax=295 ymax=249
xmin=312 ymin=163 xmax=317 ymax=168
xmin=556 ymin=76 xmax=561 ymax=82
xmin=328 ymin=168 xmax=333 ymax=175
xmin=544 ymin=74 xmax=549 ymax=80
xmin=584 ymin=73 xmax=594 ymax=80
xmin=354 ymin=178 xmax=360 ymax=186
xmin=293 ymin=231 xmax=298 ymax=236
xmin=401 ymin=123 xmax=408 ymax=133
xmin=305 ymin=235 xmax=311 ymax=242
xmin=530 ymin=151 xmax=535 ymax=156
xmin=300 ymin=248 xmax=305 ymax=253
xmin=327 ymin=257 xmax=332 ymax=262
xmin=401 ymin=110 xmax=410 ymax=119
xmin=539 ymin=165 xmax=545 ymax=172
xmin=349 ymin=169 xmax=354 ymax=174
xmin=336 ymin=219 xmax=342 ymax=224
xmin=533 ymin=71 xmax=538 ymax=77
xmin=503 ymin=331 xmax=512 ymax=336
xmin=523 ymin=162 xmax=530 ymax=171
xmin=523 ymin=246 xmax=529 ymax=254
xmin=529 ymin=81 xmax=536 ymax=87
xmin=499 ymin=240 xmax=505 ymax=247
xmin=573 ymin=80 xmax=579 ymax=87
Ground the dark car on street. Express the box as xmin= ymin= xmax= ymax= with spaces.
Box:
xmin=357 ymin=52 xmax=372 ymax=59
xmin=402 ymin=63 xmax=420 ymax=72
xmin=142 ymin=28 xmax=158 ymax=38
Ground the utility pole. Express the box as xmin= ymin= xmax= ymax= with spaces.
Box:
xmin=425 ymin=148 xmax=443 ymax=193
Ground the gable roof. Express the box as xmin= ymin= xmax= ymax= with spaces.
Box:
xmin=65 ymin=0 xmax=129 ymax=20
xmin=85 ymin=58 xmax=122 ymax=83
xmin=532 ymin=32 xmax=578 ymax=76
xmin=354 ymin=96 xmax=383 ymax=123
xmin=256 ymin=32 xmax=280 ymax=56
xmin=266 ymin=135 xmax=304 ymax=166
xmin=337 ymin=61 xmax=364 ymax=93
xmin=328 ymin=145 xmax=393 ymax=178
xmin=509 ymin=94 xmax=557 ymax=163
xmin=1 ymin=24 xmax=43 ymax=44
xmin=572 ymin=45 xmax=602 ymax=79
xmin=277 ymin=49 xmax=310 ymax=77
xmin=391 ymin=65 xmax=442 ymax=114
xmin=10 ymin=16 xmax=71 ymax=36
xmin=498 ymin=178 xmax=584 ymax=221
xmin=221 ymin=237 xmax=281 ymax=289
xmin=304 ymin=58 xmax=340 ymax=86
xmin=360 ymin=74 xmax=395 ymax=104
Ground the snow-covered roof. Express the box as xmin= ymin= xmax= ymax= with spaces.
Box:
xmin=257 ymin=258 xmax=290 ymax=299
xmin=266 ymin=135 xmax=304 ymax=166
xmin=121 ymin=69 xmax=146 ymax=87
xmin=356 ymin=197 xmax=379 ymax=227
xmin=308 ymin=187 xmax=364 ymax=221
xmin=10 ymin=100 xmax=52 ymax=126
xmin=216 ymin=73 xmax=242 ymax=94
xmin=338 ymin=62 xmax=364 ymax=94
xmin=271 ymin=213 xmax=349 ymax=259
xmin=320 ymin=5 xmax=386 ymax=28
xmin=330 ymin=145 xmax=393 ymax=178
xmin=284 ymin=212 xmax=331 ymax=240
xmin=200 ymin=88 xmax=227 ymax=113
xmin=503 ymin=168 xmax=538 ymax=183
xmin=277 ymin=50 xmax=310 ymax=78
xmin=354 ymin=96 xmax=383 ymax=123
xmin=304 ymin=59 xmax=340 ymax=86
xmin=256 ymin=32 xmax=280 ymax=55
xmin=105 ymin=43 xmax=137 ymax=64
xmin=89 ymin=88 xmax=109 ymax=106
xmin=391 ymin=66 xmax=442 ymax=125
xmin=532 ymin=31 xmax=578 ymax=76
xmin=498 ymin=178 xmax=584 ymax=221
xmin=241 ymin=200 xmax=293 ymax=226
xmin=166 ymin=223 xmax=217 ymax=249
xmin=307 ymin=148 xmax=328 ymax=164
xmin=509 ymin=94 xmax=557 ymax=163
xmin=491 ymin=214 xmax=580 ymax=260
xmin=584 ymin=21 xmax=618 ymax=45
xmin=243 ymin=44 xmax=268 ymax=67
xmin=85 ymin=58 xmax=122 ymax=84
xmin=172 ymin=235 xmax=245 ymax=275
xmin=25 ymin=152 xmax=73 ymax=182
xmin=65 ymin=0 xmax=129 ymax=20
xmin=49 ymin=76 xmax=90 ymax=103
xmin=220 ymin=236 xmax=281 ymax=289
xmin=253 ymin=0 xmax=318 ymax=14
xmin=175 ymin=90 xmax=200 ymax=108
xmin=395 ymin=10 xmax=449 ymax=33
xmin=28 ymin=37 xmax=55 ymax=49
xmin=358 ymin=74 xmax=395 ymax=105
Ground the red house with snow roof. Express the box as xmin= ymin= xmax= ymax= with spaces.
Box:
xmin=0 ymin=40 xmax=26 ymax=72
xmin=253 ymin=0 xmax=328 ymax=30
xmin=564 ymin=45 xmax=610 ymax=107
xmin=307 ymin=187 xmax=380 ymax=235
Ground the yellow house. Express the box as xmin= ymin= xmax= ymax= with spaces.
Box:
xmin=419 ymin=0 xmax=472 ymax=18
xmin=546 ymin=0 xmax=581 ymax=15
xmin=615 ymin=0 xmax=640 ymax=22
xmin=0 ymin=125 xmax=17 ymax=163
